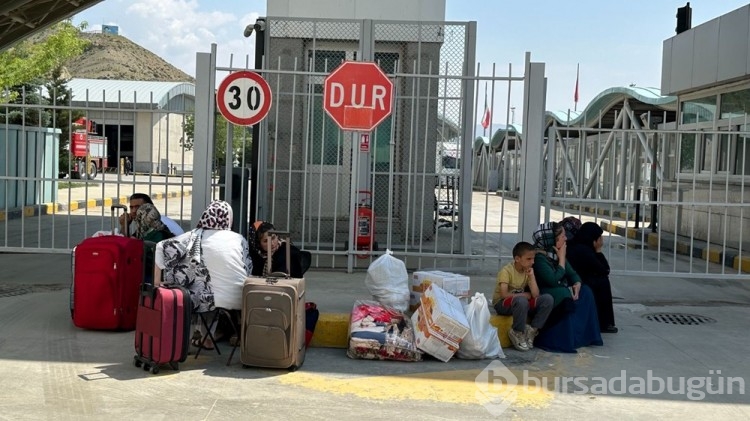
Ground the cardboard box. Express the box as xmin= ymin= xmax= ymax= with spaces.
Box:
xmin=410 ymin=271 xmax=471 ymax=311
xmin=419 ymin=283 xmax=470 ymax=343
xmin=411 ymin=310 xmax=459 ymax=362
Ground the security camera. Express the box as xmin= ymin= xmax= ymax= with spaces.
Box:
xmin=243 ymin=19 xmax=266 ymax=38
xmin=243 ymin=24 xmax=254 ymax=38
xmin=254 ymin=19 xmax=266 ymax=32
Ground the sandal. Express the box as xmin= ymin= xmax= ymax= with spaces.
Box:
xmin=191 ymin=338 xmax=215 ymax=350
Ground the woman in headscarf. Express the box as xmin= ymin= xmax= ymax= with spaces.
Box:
xmin=248 ymin=221 xmax=306 ymax=278
xmin=567 ymin=222 xmax=617 ymax=333
xmin=134 ymin=204 xmax=173 ymax=243
xmin=559 ymin=216 xmax=582 ymax=242
xmin=531 ymin=221 xmax=603 ymax=353
xmin=154 ymin=200 xmax=251 ymax=349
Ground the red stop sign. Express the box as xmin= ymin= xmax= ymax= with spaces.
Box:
xmin=323 ymin=61 xmax=394 ymax=132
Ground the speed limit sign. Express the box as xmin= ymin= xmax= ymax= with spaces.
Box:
xmin=216 ymin=70 xmax=272 ymax=126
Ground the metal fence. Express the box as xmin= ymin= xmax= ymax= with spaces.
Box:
xmin=0 ymin=83 xmax=194 ymax=253
xmin=195 ymin=18 xmax=541 ymax=272
xmin=544 ymin=105 xmax=750 ymax=278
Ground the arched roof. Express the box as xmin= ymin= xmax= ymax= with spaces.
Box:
xmin=545 ymin=86 xmax=677 ymax=129
xmin=67 ymin=78 xmax=195 ymax=110
xmin=490 ymin=123 xmax=523 ymax=150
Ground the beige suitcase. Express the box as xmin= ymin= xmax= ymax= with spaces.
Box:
xmin=240 ymin=232 xmax=306 ymax=370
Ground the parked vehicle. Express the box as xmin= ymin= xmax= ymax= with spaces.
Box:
xmin=70 ymin=117 xmax=108 ymax=179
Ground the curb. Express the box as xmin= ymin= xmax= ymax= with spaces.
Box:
xmin=600 ymin=221 xmax=750 ymax=273
xmin=0 ymin=190 xmax=192 ymax=222
xmin=309 ymin=313 xmax=513 ymax=350
xmin=496 ymin=191 xmax=652 ymax=224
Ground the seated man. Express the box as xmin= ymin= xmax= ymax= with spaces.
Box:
xmin=119 ymin=193 xmax=184 ymax=237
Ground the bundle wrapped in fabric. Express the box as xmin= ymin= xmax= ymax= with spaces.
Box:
xmin=346 ymin=300 xmax=422 ymax=362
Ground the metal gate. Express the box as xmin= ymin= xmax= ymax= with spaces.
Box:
xmin=194 ymin=18 xmax=545 ymax=272
xmin=0 ymin=82 xmax=195 ymax=253
xmin=544 ymin=101 xmax=750 ymax=279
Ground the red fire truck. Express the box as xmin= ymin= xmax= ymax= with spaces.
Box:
xmin=70 ymin=117 xmax=107 ymax=179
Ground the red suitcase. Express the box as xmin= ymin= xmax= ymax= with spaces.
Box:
xmin=133 ymin=284 xmax=191 ymax=374
xmin=71 ymin=205 xmax=144 ymax=330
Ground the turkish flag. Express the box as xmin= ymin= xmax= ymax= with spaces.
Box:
xmin=481 ymin=88 xmax=491 ymax=130
xmin=574 ymin=63 xmax=580 ymax=104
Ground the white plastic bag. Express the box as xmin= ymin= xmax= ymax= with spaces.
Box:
xmin=364 ymin=250 xmax=410 ymax=312
xmin=457 ymin=292 xmax=504 ymax=359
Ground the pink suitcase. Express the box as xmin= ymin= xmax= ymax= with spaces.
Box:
xmin=133 ymin=285 xmax=192 ymax=374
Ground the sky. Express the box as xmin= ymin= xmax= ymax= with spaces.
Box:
xmin=73 ymin=0 xmax=750 ymax=125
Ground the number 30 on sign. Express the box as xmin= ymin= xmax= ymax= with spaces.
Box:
xmin=216 ymin=70 xmax=272 ymax=126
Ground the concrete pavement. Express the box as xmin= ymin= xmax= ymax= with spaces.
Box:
xmin=1 ymin=251 xmax=749 ymax=420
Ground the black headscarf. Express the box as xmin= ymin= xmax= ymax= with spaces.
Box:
xmin=571 ymin=222 xmax=604 ymax=250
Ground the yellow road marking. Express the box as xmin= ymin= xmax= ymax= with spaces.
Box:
xmin=278 ymin=369 xmax=553 ymax=408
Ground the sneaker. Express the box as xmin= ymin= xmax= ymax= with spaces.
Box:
xmin=525 ymin=326 xmax=539 ymax=349
xmin=508 ymin=329 xmax=529 ymax=351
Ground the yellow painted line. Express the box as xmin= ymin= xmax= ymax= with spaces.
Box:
xmin=734 ymin=256 xmax=750 ymax=273
xmin=85 ymin=199 xmax=97 ymax=208
xmin=23 ymin=206 xmax=35 ymax=217
xmin=0 ymin=211 xmax=5 ymax=222
xmin=607 ymin=223 xmax=618 ymax=235
xmin=103 ymin=198 xmax=113 ymax=208
xmin=489 ymin=315 xmax=513 ymax=349
xmin=675 ymin=242 xmax=691 ymax=255
xmin=278 ymin=369 xmax=553 ymax=408
xmin=625 ymin=227 xmax=638 ymax=239
xmin=310 ymin=313 xmax=350 ymax=349
xmin=702 ymin=248 xmax=721 ymax=264
xmin=42 ymin=203 xmax=57 ymax=214
xmin=647 ymin=233 xmax=659 ymax=248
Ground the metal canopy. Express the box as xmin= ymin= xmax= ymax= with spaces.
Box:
xmin=0 ymin=0 xmax=104 ymax=52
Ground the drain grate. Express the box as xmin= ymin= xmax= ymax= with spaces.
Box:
xmin=643 ymin=313 xmax=716 ymax=325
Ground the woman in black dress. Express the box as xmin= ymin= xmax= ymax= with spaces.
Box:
xmin=567 ymin=222 xmax=618 ymax=333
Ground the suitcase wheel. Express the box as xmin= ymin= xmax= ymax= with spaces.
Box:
xmin=133 ymin=356 xmax=142 ymax=368
xmin=288 ymin=365 xmax=298 ymax=372
xmin=149 ymin=366 xmax=160 ymax=375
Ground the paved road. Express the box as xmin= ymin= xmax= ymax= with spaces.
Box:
xmin=1 ymin=250 xmax=749 ymax=420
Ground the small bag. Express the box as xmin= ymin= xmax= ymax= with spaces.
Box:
xmin=305 ymin=302 xmax=319 ymax=348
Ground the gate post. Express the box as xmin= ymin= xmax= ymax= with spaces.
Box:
xmin=519 ymin=53 xmax=546 ymax=241
xmin=192 ymin=45 xmax=217 ymax=226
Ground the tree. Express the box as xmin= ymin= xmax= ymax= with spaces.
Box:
xmin=45 ymin=68 xmax=83 ymax=175
xmin=0 ymin=80 xmax=51 ymax=126
xmin=0 ymin=20 xmax=88 ymax=101
xmin=181 ymin=113 xmax=253 ymax=170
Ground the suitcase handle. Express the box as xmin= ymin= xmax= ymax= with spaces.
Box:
xmin=111 ymin=204 xmax=129 ymax=237
xmin=141 ymin=282 xmax=156 ymax=298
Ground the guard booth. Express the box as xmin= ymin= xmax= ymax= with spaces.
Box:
xmin=251 ymin=0 xmax=476 ymax=269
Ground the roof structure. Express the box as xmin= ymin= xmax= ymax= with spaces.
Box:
xmin=66 ymin=78 xmax=195 ymax=110
xmin=478 ymin=86 xmax=680 ymax=151
xmin=0 ymin=0 xmax=103 ymax=52
xmin=545 ymin=86 xmax=677 ymax=130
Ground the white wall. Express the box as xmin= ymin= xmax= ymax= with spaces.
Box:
xmin=267 ymin=0 xmax=445 ymax=21
xmin=662 ymin=4 xmax=750 ymax=95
